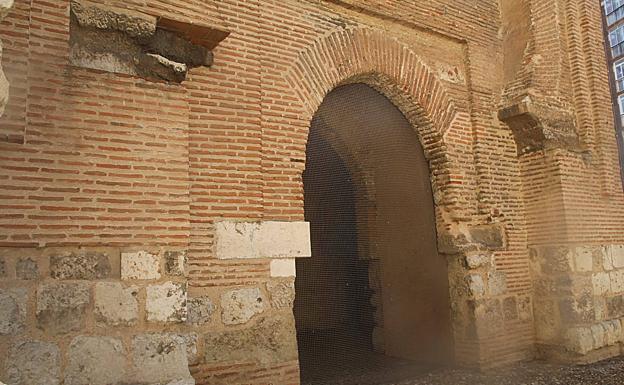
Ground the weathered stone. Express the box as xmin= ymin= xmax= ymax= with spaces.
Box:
xmin=270 ymin=258 xmax=296 ymax=277
xmin=536 ymin=246 xmax=573 ymax=274
xmin=70 ymin=0 xmax=156 ymax=39
xmin=5 ymin=340 xmax=61 ymax=385
xmin=487 ymin=271 xmax=508 ymax=296
xmin=465 ymin=252 xmax=491 ymax=269
xmin=143 ymin=28 xmax=207 ymax=66
xmin=205 ymin=314 xmax=298 ymax=365
xmin=609 ymin=245 xmax=624 ymax=269
xmin=266 ymin=279 xmax=295 ymax=309
xmin=94 ymin=282 xmax=139 ymax=326
xmin=16 ymin=257 xmax=39 ymax=280
xmin=517 ymin=295 xmax=533 ymax=322
xmin=603 ymin=247 xmax=615 ymax=271
xmin=0 ymin=0 xmax=12 ymax=118
xmin=214 ymin=221 xmax=311 ymax=259
xmin=592 ymin=272 xmax=611 ymax=295
xmin=611 ymin=270 xmax=624 ymax=293
xmin=565 ymin=326 xmax=594 ymax=355
xmin=437 ymin=230 xmax=470 ymax=255
xmin=474 ymin=299 xmax=504 ymax=332
xmin=466 ymin=274 xmax=485 ymax=298
xmin=469 ymin=224 xmax=505 ymax=250
xmin=50 ymin=252 xmax=111 ymax=280
xmin=131 ymin=333 xmax=194 ymax=384
xmin=607 ymin=295 xmax=624 ymax=318
xmin=165 ymin=250 xmax=186 ymax=276
xmin=572 ymin=247 xmax=594 ymax=272
xmin=172 ymin=333 xmax=199 ymax=365
xmin=503 ymin=296 xmax=518 ymax=321
xmin=558 ymin=294 xmax=594 ymax=324
xmin=187 ymin=296 xmax=214 ymax=325
xmin=146 ymin=281 xmax=187 ymax=323
xmin=121 ymin=250 xmax=161 ymax=280
xmin=139 ymin=53 xmax=188 ymax=83
xmin=0 ymin=288 xmax=27 ymax=335
xmin=221 ymin=287 xmax=267 ymax=325
xmin=65 ymin=336 xmax=126 ymax=385
xmin=36 ymin=282 xmax=90 ymax=334
xmin=0 ymin=255 xmax=6 ymax=277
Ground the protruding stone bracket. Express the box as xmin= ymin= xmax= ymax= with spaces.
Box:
xmin=499 ymin=100 xmax=581 ymax=155
xmin=69 ymin=0 xmax=229 ymax=82
xmin=213 ymin=221 xmax=312 ymax=260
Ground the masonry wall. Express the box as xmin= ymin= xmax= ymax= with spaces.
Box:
xmin=0 ymin=0 xmax=622 ymax=384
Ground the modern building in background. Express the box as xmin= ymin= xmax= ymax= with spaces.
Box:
xmin=603 ymin=0 xmax=624 ymax=149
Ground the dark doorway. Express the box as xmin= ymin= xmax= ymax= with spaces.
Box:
xmin=294 ymin=84 xmax=453 ymax=385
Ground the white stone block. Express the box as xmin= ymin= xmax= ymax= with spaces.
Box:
xmin=610 ymin=270 xmax=624 ymax=294
xmin=270 ymin=259 xmax=296 ymax=277
xmin=573 ymin=247 xmax=593 ymax=272
xmin=146 ymin=282 xmax=187 ymax=323
xmin=121 ymin=251 xmax=161 ymax=280
xmin=610 ymin=245 xmax=624 ymax=269
xmin=220 ymin=287 xmax=267 ymax=325
xmin=592 ymin=272 xmax=611 ymax=296
xmin=214 ymin=221 xmax=311 ymax=259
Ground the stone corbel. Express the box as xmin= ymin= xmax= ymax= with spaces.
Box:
xmin=0 ymin=0 xmax=14 ymax=118
xmin=499 ymin=99 xmax=581 ymax=155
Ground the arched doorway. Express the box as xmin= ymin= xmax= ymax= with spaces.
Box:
xmin=294 ymin=84 xmax=453 ymax=384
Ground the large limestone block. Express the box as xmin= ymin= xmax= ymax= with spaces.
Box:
xmin=0 ymin=288 xmax=27 ymax=335
xmin=0 ymin=0 xmax=13 ymax=118
xmin=5 ymin=340 xmax=61 ymax=385
xmin=186 ymin=296 xmax=214 ymax=325
xmin=65 ymin=336 xmax=126 ymax=385
xmin=131 ymin=333 xmax=194 ymax=385
xmin=214 ymin=221 xmax=311 ymax=259
xmin=121 ymin=250 xmax=161 ymax=280
xmin=146 ymin=281 xmax=187 ymax=323
xmin=221 ymin=287 xmax=267 ymax=325
xmin=94 ymin=282 xmax=139 ymax=326
xmin=36 ymin=282 xmax=90 ymax=334
xmin=50 ymin=252 xmax=111 ymax=280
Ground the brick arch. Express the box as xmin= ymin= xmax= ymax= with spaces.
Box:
xmin=283 ymin=27 xmax=475 ymax=213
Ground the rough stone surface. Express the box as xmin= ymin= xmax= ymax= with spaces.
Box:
xmin=65 ymin=336 xmax=126 ymax=385
xmin=611 ymin=270 xmax=624 ymax=293
xmin=146 ymin=281 xmax=187 ymax=322
xmin=0 ymin=288 xmax=27 ymax=335
xmin=50 ymin=252 xmax=111 ymax=280
xmin=465 ymin=253 xmax=491 ymax=269
xmin=0 ymin=0 xmax=12 ymax=118
xmin=204 ymin=314 xmax=298 ymax=365
xmin=0 ymin=255 xmax=6 ymax=277
xmin=488 ymin=271 xmax=508 ymax=296
xmin=572 ymin=248 xmax=594 ymax=272
xmin=469 ymin=224 xmax=505 ymax=250
xmin=266 ymin=279 xmax=295 ymax=309
xmin=121 ymin=250 xmax=161 ymax=280
xmin=503 ymin=296 xmax=518 ymax=321
xmin=5 ymin=340 xmax=61 ymax=385
xmin=131 ymin=333 xmax=194 ymax=384
xmin=16 ymin=257 xmax=39 ymax=280
xmin=466 ymin=274 xmax=485 ymax=298
xmin=221 ymin=287 xmax=267 ymax=325
xmin=70 ymin=0 xmax=156 ymax=39
xmin=172 ymin=333 xmax=199 ymax=364
xmin=214 ymin=221 xmax=311 ymax=259
xmin=165 ymin=250 xmax=186 ymax=276
xmin=187 ymin=296 xmax=214 ymax=325
xmin=609 ymin=245 xmax=624 ymax=269
xmin=94 ymin=282 xmax=139 ymax=326
xmin=593 ymin=272 xmax=611 ymax=296
xmin=270 ymin=258 xmax=296 ymax=277
xmin=36 ymin=282 xmax=90 ymax=334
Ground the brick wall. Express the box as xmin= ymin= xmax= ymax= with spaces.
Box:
xmin=0 ymin=0 xmax=622 ymax=383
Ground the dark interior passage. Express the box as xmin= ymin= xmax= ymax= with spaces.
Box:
xmin=295 ymin=84 xmax=453 ymax=385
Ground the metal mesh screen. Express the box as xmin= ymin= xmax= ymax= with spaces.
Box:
xmin=294 ymin=84 xmax=453 ymax=385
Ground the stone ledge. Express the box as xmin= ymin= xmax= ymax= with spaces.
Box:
xmin=214 ymin=221 xmax=311 ymax=260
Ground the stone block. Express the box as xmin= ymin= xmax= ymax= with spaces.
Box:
xmin=603 ymin=246 xmax=615 ymax=271
xmin=469 ymin=224 xmax=505 ymax=250
xmin=266 ymin=279 xmax=295 ymax=309
xmin=517 ymin=295 xmax=533 ymax=322
xmin=610 ymin=270 xmax=624 ymax=293
xmin=70 ymin=0 xmax=157 ymax=39
xmin=609 ymin=245 xmax=624 ymax=269
xmin=187 ymin=296 xmax=214 ymax=325
xmin=465 ymin=252 xmax=491 ymax=269
xmin=0 ymin=288 xmax=27 ymax=335
xmin=488 ymin=271 xmax=508 ymax=296
xmin=565 ymin=326 xmax=593 ymax=354
xmin=221 ymin=287 xmax=267 ymax=325
xmin=131 ymin=333 xmax=194 ymax=385
xmin=16 ymin=257 xmax=39 ymax=280
xmin=607 ymin=295 xmax=624 ymax=318
xmin=5 ymin=340 xmax=61 ymax=385
xmin=572 ymin=247 xmax=593 ymax=272
xmin=94 ymin=282 xmax=139 ymax=326
xmin=146 ymin=281 xmax=187 ymax=323
xmin=503 ymin=296 xmax=518 ymax=321
xmin=36 ymin=282 xmax=90 ymax=334
xmin=165 ymin=250 xmax=186 ymax=276
xmin=466 ymin=274 xmax=485 ymax=298
xmin=592 ymin=272 xmax=611 ymax=295
xmin=50 ymin=252 xmax=111 ymax=280
xmin=270 ymin=259 xmax=296 ymax=277
xmin=205 ymin=314 xmax=298 ymax=365
xmin=558 ymin=294 xmax=594 ymax=324
xmin=0 ymin=255 xmax=6 ymax=277
xmin=65 ymin=336 xmax=126 ymax=385
xmin=172 ymin=333 xmax=199 ymax=365
xmin=214 ymin=221 xmax=311 ymax=259
xmin=121 ymin=250 xmax=161 ymax=280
